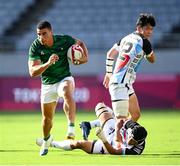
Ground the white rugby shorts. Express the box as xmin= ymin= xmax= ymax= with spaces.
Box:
xmin=109 ymin=83 xmax=134 ymax=117
xmin=41 ymin=76 xmax=75 ymax=103
xmin=109 ymin=83 xmax=134 ymax=101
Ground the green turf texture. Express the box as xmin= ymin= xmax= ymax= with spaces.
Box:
xmin=0 ymin=110 xmax=180 ymax=165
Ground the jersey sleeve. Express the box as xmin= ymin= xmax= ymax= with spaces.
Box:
xmin=112 ymin=43 xmax=119 ymax=51
xmin=64 ymin=35 xmax=76 ymax=46
xmin=117 ymin=39 xmax=121 ymax=46
xmin=113 ymin=39 xmax=121 ymax=51
xmin=28 ymin=43 xmax=40 ymax=61
xmin=142 ymin=38 xmax=153 ymax=55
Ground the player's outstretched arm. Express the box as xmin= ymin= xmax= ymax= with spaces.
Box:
xmin=103 ymin=141 xmax=122 ymax=155
xmin=103 ymin=46 xmax=119 ymax=89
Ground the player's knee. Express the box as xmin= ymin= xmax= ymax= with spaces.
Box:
xmin=62 ymin=89 xmax=70 ymax=98
xmin=59 ymin=83 xmax=72 ymax=98
xmin=95 ymin=102 xmax=109 ymax=118
xmin=106 ymin=106 xmax=114 ymax=116
xmin=62 ymin=89 xmax=73 ymax=102
xmin=112 ymin=100 xmax=129 ymax=118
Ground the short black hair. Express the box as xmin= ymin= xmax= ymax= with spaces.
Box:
xmin=132 ymin=126 xmax=147 ymax=142
xmin=136 ymin=13 xmax=156 ymax=27
xmin=37 ymin=20 xmax=52 ymax=30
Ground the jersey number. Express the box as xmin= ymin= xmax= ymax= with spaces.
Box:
xmin=122 ymin=42 xmax=133 ymax=53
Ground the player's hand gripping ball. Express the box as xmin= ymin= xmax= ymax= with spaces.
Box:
xmin=67 ymin=44 xmax=83 ymax=65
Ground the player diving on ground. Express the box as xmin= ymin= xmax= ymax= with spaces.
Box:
xmin=36 ymin=102 xmax=147 ymax=155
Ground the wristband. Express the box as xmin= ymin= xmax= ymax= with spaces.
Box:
xmin=106 ymin=58 xmax=114 ymax=73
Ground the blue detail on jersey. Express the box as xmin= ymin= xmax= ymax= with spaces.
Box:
xmin=135 ymin=43 xmax=142 ymax=54
xmin=134 ymin=58 xmax=143 ymax=72
xmin=134 ymin=44 xmax=143 ymax=72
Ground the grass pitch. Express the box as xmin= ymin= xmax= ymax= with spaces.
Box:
xmin=0 ymin=110 xmax=180 ymax=165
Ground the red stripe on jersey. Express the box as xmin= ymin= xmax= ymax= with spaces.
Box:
xmin=114 ymin=54 xmax=130 ymax=73
xmin=124 ymin=130 xmax=127 ymax=140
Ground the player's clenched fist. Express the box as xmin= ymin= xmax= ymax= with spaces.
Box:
xmin=48 ymin=54 xmax=59 ymax=65
xmin=96 ymin=128 xmax=107 ymax=143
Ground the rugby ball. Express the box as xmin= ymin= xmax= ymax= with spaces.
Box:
xmin=67 ymin=44 xmax=83 ymax=64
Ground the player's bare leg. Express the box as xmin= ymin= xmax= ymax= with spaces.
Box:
xmin=70 ymin=140 xmax=93 ymax=153
xmin=40 ymin=101 xmax=56 ymax=155
xmin=41 ymin=102 xmax=56 ymax=137
xmin=80 ymin=103 xmax=113 ymax=140
xmin=60 ymin=80 xmax=76 ymax=139
xmin=95 ymin=102 xmax=114 ymax=125
xmin=129 ymin=93 xmax=141 ymax=121
xmin=36 ymin=138 xmax=93 ymax=154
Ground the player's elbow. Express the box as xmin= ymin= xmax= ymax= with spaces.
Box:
xmin=29 ymin=70 xmax=37 ymax=77
xmin=29 ymin=73 xmax=36 ymax=77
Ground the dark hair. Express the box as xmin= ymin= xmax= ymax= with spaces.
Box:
xmin=136 ymin=13 xmax=156 ymax=27
xmin=132 ymin=126 xmax=147 ymax=142
xmin=37 ymin=20 xmax=52 ymax=30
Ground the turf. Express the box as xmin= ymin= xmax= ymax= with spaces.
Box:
xmin=0 ymin=110 xmax=180 ymax=165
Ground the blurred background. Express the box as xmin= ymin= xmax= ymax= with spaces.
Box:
xmin=0 ymin=0 xmax=180 ymax=111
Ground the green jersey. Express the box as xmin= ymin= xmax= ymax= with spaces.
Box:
xmin=29 ymin=35 xmax=75 ymax=84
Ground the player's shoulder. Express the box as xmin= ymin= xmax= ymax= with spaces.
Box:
xmin=54 ymin=34 xmax=74 ymax=40
xmin=121 ymin=32 xmax=142 ymax=44
xmin=133 ymin=32 xmax=152 ymax=47
xmin=54 ymin=34 xmax=76 ymax=45
xmin=30 ymin=38 xmax=41 ymax=50
xmin=131 ymin=32 xmax=143 ymax=42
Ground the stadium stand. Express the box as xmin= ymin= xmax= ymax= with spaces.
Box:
xmin=0 ymin=0 xmax=33 ymax=35
xmin=16 ymin=0 xmax=180 ymax=51
xmin=0 ymin=0 xmax=180 ymax=51
xmin=0 ymin=0 xmax=34 ymax=51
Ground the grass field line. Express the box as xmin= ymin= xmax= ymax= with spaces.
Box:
xmin=0 ymin=165 xmax=180 ymax=166
xmin=0 ymin=164 xmax=180 ymax=166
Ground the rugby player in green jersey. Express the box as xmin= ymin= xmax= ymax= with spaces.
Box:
xmin=28 ymin=20 xmax=88 ymax=156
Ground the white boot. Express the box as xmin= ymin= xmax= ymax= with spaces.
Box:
xmin=39 ymin=135 xmax=53 ymax=156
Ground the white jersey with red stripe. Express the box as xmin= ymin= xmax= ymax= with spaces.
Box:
xmin=111 ymin=32 xmax=153 ymax=85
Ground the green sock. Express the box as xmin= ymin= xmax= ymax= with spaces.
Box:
xmin=69 ymin=122 xmax=75 ymax=127
xmin=44 ymin=135 xmax=50 ymax=141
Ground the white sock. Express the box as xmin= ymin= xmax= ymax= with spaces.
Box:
xmin=90 ymin=119 xmax=100 ymax=128
xmin=51 ymin=140 xmax=72 ymax=150
xmin=68 ymin=123 xmax=75 ymax=135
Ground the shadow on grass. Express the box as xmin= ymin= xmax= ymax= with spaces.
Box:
xmin=1 ymin=149 xmax=180 ymax=157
